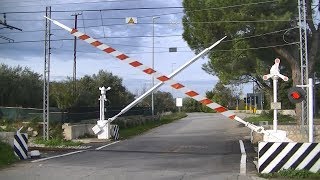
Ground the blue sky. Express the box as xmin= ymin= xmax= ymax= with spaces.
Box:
xmin=0 ymin=0 xmax=245 ymax=98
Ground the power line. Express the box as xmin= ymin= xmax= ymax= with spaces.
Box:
xmin=5 ymin=18 xmax=298 ymax=23
xmin=136 ymin=0 xmax=279 ymax=19
xmin=0 ymin=0 xmax=281 ymax=14
xmin=0 ymin=26 xmax=299 ymax=46
xmin=0 ymin=35 xmax=183 ymax=44
xmin=0 ymin=6 xmax=184 ymax=14
xmin=0 ymin=20 xmax=302 ymax=35
xmin=48 ymin=42 xmax=298 ymax=55
xmin=1 ymin=0 xmax=144 ymax=8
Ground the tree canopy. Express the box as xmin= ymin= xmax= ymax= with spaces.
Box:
xmin=182 ymin=0 xmax=320 ymax=122
xmin=51 ymin=70 xmax=136 ymax=109
xmin=0 ymin=64 xmax=42 ymax=108
xmin=0 ymin=64 xmax=135 ymax=109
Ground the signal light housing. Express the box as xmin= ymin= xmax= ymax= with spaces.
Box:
xmin=288 ymin=87 xmax=306 ymax=103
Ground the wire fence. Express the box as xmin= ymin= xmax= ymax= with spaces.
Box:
xmin=0 ymin=106 xmax=152 ymax=123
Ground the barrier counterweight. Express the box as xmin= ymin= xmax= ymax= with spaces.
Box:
xmin=258 ymin=142 xmax=320 ymax=173
xmin=14 ymin=133 xmax=28 ymax=160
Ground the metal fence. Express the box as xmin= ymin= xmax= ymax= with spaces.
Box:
xmin=0 ymin=106 xmax=152 ymax=123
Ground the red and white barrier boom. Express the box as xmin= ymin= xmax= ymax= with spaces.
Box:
xmin=45 ymin=16 xmax=291 ymax=141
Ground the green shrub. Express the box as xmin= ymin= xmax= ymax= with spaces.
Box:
xmin=245 ymin=111 xmax=295 ymax=124
xmin=0 ymin=141 xmax=18 ymax=168
xmin=259 ymin=169 xmax=320 ymax=179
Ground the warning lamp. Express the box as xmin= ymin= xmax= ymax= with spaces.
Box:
xmin=288 ymin=87 xmax=306 ymax=103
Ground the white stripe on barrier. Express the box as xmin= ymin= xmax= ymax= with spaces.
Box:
xmin=262 ymin=142 xmax=296 ymax=173
xmin=14 ymin=133 xmax=28 ymax=160
xmin=282 ymin=143 xmax=311 ymax=169
xmin=259 ymin=143 xmax=282 ymax=168
xmin=310 ymin=157 xmax=320 ymax=172
xmin=14 ymin=140 xmax=27 ymax=159
xmin=297 ymin=143 xmax=320 ymax=170
xmin=258 ymin=142 xmax=320 ymax=173
xmin=259 ymin=142 xmax=267 ymax=152
xmin=16 ymin=133 xmax=28 ymax=149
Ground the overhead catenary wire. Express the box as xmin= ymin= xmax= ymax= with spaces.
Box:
xmin=1 ymin=0 xmax=143 ymax=8
xmin=0 ymin=26 xmax=299 ymax=46
xmin=0 ymin=0 xmax=280 ymax=14
xmin=0 ymin=21 xmax=302 ymax=35
xmin=2 ymin=0 xmax=317 ymax=10
xmin=48 ymin=42 xmax=299 ymax=54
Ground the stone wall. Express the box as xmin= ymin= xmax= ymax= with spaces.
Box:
xmin=251 ymin=125 xmax=320 ymax=143
xmin=62 ymin=115 xmax=160 ymax=140
xmin=62 ymin=123 xmax=95 ymax=140
xmin=0 ymin=132 xmax=15 ymax=147
xmin=235 ymin=110 xmax=296 ymax=116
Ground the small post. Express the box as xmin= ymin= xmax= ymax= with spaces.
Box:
xmin=97 ymin=86 xmax=111 ymax=139
xmin=308 ymin=78 xmax=313 ymax=142
xmin=263 ymin=58 xmax=288 ymax=132
xmin=273 ymin=77 xmax=278 ymax=131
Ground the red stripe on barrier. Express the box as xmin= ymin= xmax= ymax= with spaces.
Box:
xmin=104 ymin=47 xmax=116 ymax=53
xmin=79 ymin=34 xmax=90 ymax=40
xmin=157 ymin=76 xmax=170 ymax=82
xmin=71 ymin=29 xmax=78 ymax=34
xmin=215 ymin=106 xmax=227 ymax=112
xmin=171 ymin=83 xmax=184 ymax=89
xmin=49 ymin=19 xmax=240 ymax=125
xmin=143 ymin=68 xmax=156 ymax=74
xmin=117 ymin=54 xmax=129 ymax=60
xmin=129 ymin=61 xmax=142 ymax=67
xmin=200 ymin=98 xmax=212 ymax=105
xmin=185 ymin=91 xmax=199 ymax=97
xmin=91 ymin=41 xmax=103 ymax=47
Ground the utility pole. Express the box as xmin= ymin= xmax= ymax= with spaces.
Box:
xmin=43 ymin=6 xmax=51 ymax=140
xmin=152 ymin=16 xmax=160 ymax=117
xmin=298 ymin=0 xmax=309 ymax=126
xmin=71 ymin=13 xmax=81 ymax=95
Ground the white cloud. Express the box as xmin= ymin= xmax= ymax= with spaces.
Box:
xmin=0 ymin=0 xmax=222 ymax=97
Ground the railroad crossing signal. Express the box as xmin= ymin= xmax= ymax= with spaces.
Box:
xmin=288 ymin=87 xmax=306 ymax=103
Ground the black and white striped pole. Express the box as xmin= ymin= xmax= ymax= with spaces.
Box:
xmin=111 ymin=125 xmax=119 ymax=140
xmin=14 ymin=127 xmax=28 ymax=160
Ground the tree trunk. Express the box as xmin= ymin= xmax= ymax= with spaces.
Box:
xmin=291 ymin=60 xmax=303 ymax=125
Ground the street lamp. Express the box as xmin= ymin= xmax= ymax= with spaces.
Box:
xmin=152 ymin=16 xmax=160 ymax=117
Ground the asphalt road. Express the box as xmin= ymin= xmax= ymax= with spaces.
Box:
xmin=0 ymin=113 xmax=259 ymax=180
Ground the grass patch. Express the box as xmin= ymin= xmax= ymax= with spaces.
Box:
xmin=259 ymin=169 xmax=320 ymax=179
xmin=245 ymin=111 xmax=295 ymax=125
xmin=0 ymin=141 xmax=18 ymax=168
xmin=34 ymin=138 xmax=82 ymax=147
xmin=119 ymin=112 xmax=187 ymax=139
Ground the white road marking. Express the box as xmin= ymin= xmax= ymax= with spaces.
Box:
xmin=239 ymin=140 xmax=247 ymax=175
xmin=31 ymin=150 xmax=86 ymax=163
xmin=95 ymin=141 xmax=120 ymax=150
